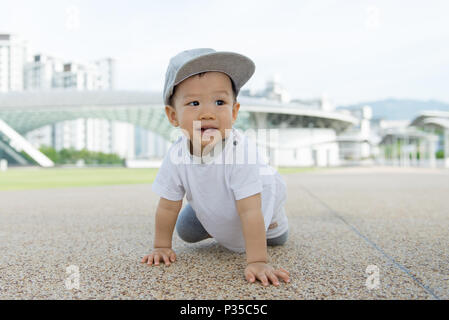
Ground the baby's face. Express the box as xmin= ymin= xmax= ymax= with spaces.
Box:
xmin=165 ymin=71 xmax=240 ymax=154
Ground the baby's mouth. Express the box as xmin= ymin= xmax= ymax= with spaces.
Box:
xmin=199 ymin=127 xmax=220 ymax=138
xmin=198 ymin=125 xmax=218 ymax=132
xmin=201 ymin=127 xmax=217 ymax=132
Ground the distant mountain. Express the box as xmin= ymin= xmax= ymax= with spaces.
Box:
xmin=337 ymin=99 xmax=449 ymax=121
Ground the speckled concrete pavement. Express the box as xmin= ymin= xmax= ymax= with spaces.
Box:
xmin=0 ymin=166 xmax=448 ymax=299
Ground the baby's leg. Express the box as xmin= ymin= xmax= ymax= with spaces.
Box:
xmin=267 ymin=230 xmax=289 ymax=246
xmin=175 ymin=203 xmax=211 ymax=243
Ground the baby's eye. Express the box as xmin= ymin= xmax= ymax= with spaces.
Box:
xmin=215 ymin=100 xmax=225 ymax=106
xmin=187 ymin=101 xmax=200 ymax=106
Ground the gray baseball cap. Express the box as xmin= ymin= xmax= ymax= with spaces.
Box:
xmin=163 ymin=48 xmax=255 ymax=106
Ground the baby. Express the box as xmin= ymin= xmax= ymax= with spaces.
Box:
xmin=141 ymin=48 xmax=290 ymax=287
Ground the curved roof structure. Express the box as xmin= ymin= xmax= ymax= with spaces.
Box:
xmin=410 ymin=111 xmax=449 ymax=129
xmin=379 ymin=126 xmax=439 ymax=144
xmin=0 ymin=90 xmax=358 ymax=140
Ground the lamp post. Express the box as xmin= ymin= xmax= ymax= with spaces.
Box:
xmin=445 ymin=128 xmax=449 ymax=168
xmin=0 ymin=159 xmax=7 ymax=171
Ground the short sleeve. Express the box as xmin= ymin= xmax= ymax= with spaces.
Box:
xmin=230 ymin=163 xmax=263 ymax=200
xmin=151 ymin=148 xmax=185 ymax=201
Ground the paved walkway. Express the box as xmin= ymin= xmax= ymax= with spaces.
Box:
xmin=0 ymin=166 xmax=448 ymax=299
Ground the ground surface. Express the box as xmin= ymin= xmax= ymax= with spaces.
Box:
xmin=0 ymin=166 xmax=448 ymax=299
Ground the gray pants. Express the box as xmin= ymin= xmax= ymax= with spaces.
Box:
xmin=175 ymin=203 xmax=288 ymax=246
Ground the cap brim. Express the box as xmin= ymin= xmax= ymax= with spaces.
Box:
xmin=173 ymin=51 xmax=255 ymax=95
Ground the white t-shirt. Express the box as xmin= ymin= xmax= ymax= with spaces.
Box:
xmin=151 ymin=126 xmax=288 ymax=252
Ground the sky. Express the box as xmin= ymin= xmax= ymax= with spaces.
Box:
xmin=1 ymin=0 xmax=449 ymax=105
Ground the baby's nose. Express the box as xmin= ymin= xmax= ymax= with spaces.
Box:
xmin=199 ymin=111 xmax=216 ymax=120
xmin=199 ymin=101 xmax=217 ymax=116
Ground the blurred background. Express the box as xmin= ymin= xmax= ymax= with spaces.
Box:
xmin=1 ymin=0 xmax=448 ymax=189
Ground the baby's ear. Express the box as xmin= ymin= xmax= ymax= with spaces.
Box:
xmin=165 ymin=105 xmax=179 ymax=127
xmin=232 ymin=102 xmax=240 ymax=123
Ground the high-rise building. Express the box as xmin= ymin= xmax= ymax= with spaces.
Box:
xmin=3 ymin=33 xmax=157 ymax=162
xmin=93 ymin=58 xmax=115 ymax=90
xmin=241 ymin=74 xmax=291 ymax=103
xmin=53 ymin=118 xmax=86 ymax=151
xmin=111 ymin=121 xmax=135 ymax=159
xmin=0 ymin=34 xmax=28 ymax=92
xmin=24 ymin=54 xmax=115 ymax=91
xmin=52 ymin=59 xmax=115 ymax=90
xmin=23 ymin=53 xmax=122 ymax=157
xmin=135 ymin=126 xmax=169 ymax=159
xmin=85 ymin=118 xmax=111 ymax=153
xmin=23 ymin=54 xmax=64 ymax=90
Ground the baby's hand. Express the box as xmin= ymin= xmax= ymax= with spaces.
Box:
xmin=245 ymin=262 xmax=290 ymax=287
xmin=141 ymin=248 xmax=176 ymax=266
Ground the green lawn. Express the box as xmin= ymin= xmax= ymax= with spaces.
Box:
xmin=0 ymin=167 xmax=159 ymax=191
xmin=277 ymin=167 xmax=319 ymax=175
xmin=0 ymin=166 xmax=318 ymax=191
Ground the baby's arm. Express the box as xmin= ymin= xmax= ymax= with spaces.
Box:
xmin=236 ymin=193 xmax=290 ymax=286
xmin=141 ymin=197 xmax=182 ymax=266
